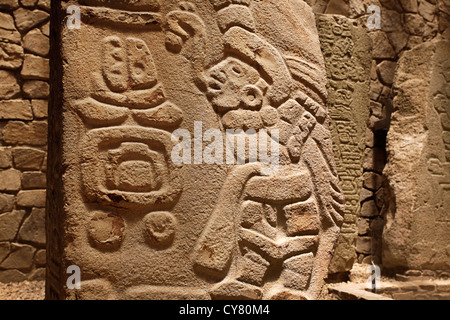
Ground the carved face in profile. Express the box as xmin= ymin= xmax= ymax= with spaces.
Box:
xmin=205 ymin=57 xmax=263 ymax=113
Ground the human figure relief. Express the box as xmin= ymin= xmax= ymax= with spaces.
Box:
xmin=164 ymin=0 xmax=345 ymax=300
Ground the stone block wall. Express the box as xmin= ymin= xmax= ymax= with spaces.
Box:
xmin=313 ymin=0 xmax=449 ymax=267
xmin=0 ymin=0 xmax=50 ymax=282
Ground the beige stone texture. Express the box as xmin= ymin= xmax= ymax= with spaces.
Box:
xmin=0 ymin=70 xmax=20 ymax=99
xmin=37 ymin=0 xmax=49 ymax=11
xmin=34 ymin=249 xmax=45 ymax=266
xmin=0 ymin=1 xmax=50 ymax=284
xmin=48 ymin=0 xmax=345 ymax=300
xmin=0 ymin=27 xmax=21 ymax=44
xmin=383 ymin=39 xmax=450 ymax=271
xmin=1 ymin=10 xmax=13 ymax=24
xmin=0 ymin=0 xmax=19 ymax=10
xmin=21 ymin=54 xmax=50 ymax=80
xmin=0 ymin=100 xmax=33 ymax=120
xmin=12 ymin=147 xmax=46 ymax=170
xmin=2 ymin=121 xmax=47 ymax=145
xmin=0 ymin=147 xmax=12 ymax=169
xmin=22 ymin=171 xmax=46 ymax=189
xmin=13 ymin=7 xmax=49 ymax=32
xmin=317 ymin=15 xmax=371 ymax=274
xmin=400 ymin=0 xmax=418 ymax=13
xmin=370 ymin=31 xmax=396 ymax=60
xmin=0 ymin=193 xmax=14 ymax=213
xmin=0 ymin=168 xmax=21 ymax=191
xmin=22 ymin=80 xmax=49 ymax=98
xmin=18 ymin=207 xmax=45 ymax=245
xmin=0 ymin=243 xmax=35 ymax=270
xmin=0 ymin=211 xmax=25 ymax=241
xmin=31 ymin=99 xmax=47 ymax=118
xmin=20 ymin=0 xmax=37 ymax=7
xmin=40 ymin=21 xmax=49 ymax=36
xmin=23 ymin=28 xmax=49 ymax=57
xmin=0 ymin=42 xmax=23 ymax=70
xmin=0 ymin=269 xmax=27 ymax=283
xmin=16 ymin=189 xmax=46 ymax=207
xmin=0 ymin=242 xmax=10 ymax=262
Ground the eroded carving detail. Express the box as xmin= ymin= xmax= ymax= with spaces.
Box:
xmin=317 ymin=15 xmax=371 ymax=273
xmin=71 ymin=34 xmax=184 ymax=251
xmin=428 ymin=46 xmax=450 ymax=220
xmin=164 ymin=2 xmax=345 ymax=299
xmin=60 ymin=0 xmax=345 ymax=300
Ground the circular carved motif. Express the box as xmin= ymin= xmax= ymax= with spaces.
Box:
xmin=88 ymin=211 xmax=125 ymax=250
xmin=144 ymin=212 xmax=177 ymax=247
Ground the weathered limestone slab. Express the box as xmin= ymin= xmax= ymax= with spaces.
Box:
xmin=383 ymin=39 xmax=450 ymax=271
xmin=317 ymin=15 xmax=371 ymax=274
xmin=48 ymin=0 xmax=344 ymax=300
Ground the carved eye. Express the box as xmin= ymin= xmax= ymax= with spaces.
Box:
xmin=229 ymin=62 xmax=243 ymax=77
xmin=232 ymin=66 xmax=242 ymax=76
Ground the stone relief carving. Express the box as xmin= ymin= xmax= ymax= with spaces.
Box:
xmin=316 ymin=15 xmax=371 ymax=274
xmin=55 ymin=0 xmax=344 ymax=300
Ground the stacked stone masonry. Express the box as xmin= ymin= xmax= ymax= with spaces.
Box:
xmin=0 ymin=0 xmax=50 ymax=282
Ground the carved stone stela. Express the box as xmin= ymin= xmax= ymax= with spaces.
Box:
xmin=48 ymin=0 xmax=344 ymax=300
xmin=383 ymin=39 xmax=450 ymax=271
xmin=317 ymin=15 xmax=371 ymax=274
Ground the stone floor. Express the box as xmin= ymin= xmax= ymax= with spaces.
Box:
xmin=0 ymin=280 xmax=44 ymax=300
xmin=327 ymin=264 xmax=450 ymax=300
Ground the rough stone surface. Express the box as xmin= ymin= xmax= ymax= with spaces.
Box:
xmin=0 ymin=147 xmax=12 ymax=168
xmin=12 ymin=8 xmax=49 ymax=32
xmin=18 ymin=208 xmax=45 ymax=245
xmin=0 ymin=243 xmax=35 ymax=270
xmin=3 ymin=121 xmax=47 ymax=145
xmin=0 ymin=70 xmax=20 ymax=99
xmin=22 ymin=171 xmax=46 ymax=189
xmin=20 ymin=54 xmax=49 ymax=80
xmin=12 ymin=147 xmax=46 ymax=170
xmin=48 ymin=0 xmax=345 ymax=300
xmin=0 ymin=193 xmax=14 ymax=213
xmin=22 ymin=80 xmax=49 ymax=98
xmin=0 ymin=169 xmax=21 ymax=191
xmin=31 ymin=99 xmax=47 ymax=118
xmin=0 ymin=1 xmax=49 ymax=283
xmin=16 ymin=190 xmax=45 ymax=207
xmin=23 ymin=28 xmax=49 ymax=57
xmin=34 ymin=249 xmax=45 ymax=266
xmin=0 ymin=100 xmax=33 ymax=120
xmin=0 ymin=211 xmax=25 ymax=241
xmin=383 ymin=39 xmax=450 ymax=271
xmin=317 ymin=15 xmax=371 ymax=274
xmin=0 ymin=42 xmax=24 ymax=70
xmin=370 ymin=31 xmax=396 ymax=60
xmin=0 ymin=1 xmax=19 ymax=10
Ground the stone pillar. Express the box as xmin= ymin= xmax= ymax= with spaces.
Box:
xmin=316 ymin=14 xmax=371 ymax=275
xmin=48 ymin=0 xmax=344 ymax=300
xmin=383 ymin=39 xmax=450 ymax=271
